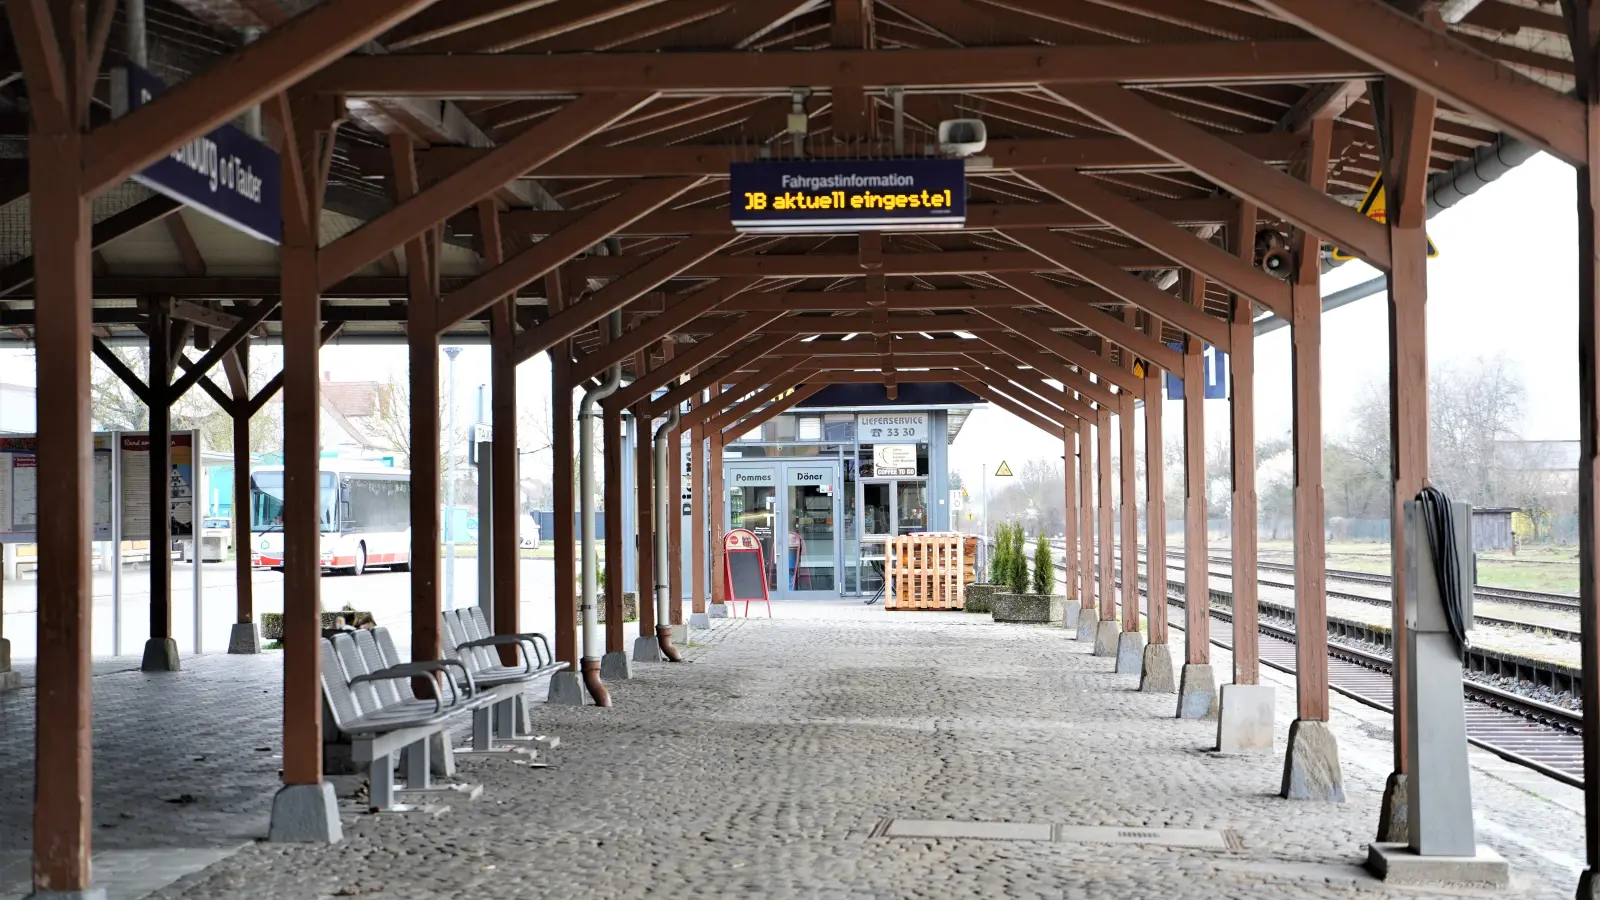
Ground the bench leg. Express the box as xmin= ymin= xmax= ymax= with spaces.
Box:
xmin=403 ymin=739 xmax=432 ymax=791
xmin=370 ymin=752 xmax=397 ymax=810
xmin=494 ymin=696 xmax=517 ymax=739
xmin=473 ymin=706 xmax=493 ymax=751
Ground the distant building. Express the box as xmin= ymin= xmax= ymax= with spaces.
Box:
xmin=0 ymin=382 xmax=36 ymax=433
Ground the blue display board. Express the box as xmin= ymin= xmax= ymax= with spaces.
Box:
xmin=728 ymin=158 xmax=965 ymax=233
xmin=1165 ymin=343 xmax=1229 ymax=400
xmin=114 ymin=64 xmax=282 ymax=244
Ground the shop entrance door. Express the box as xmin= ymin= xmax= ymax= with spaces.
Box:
xmin=780 ymin=463 xmax=840 ymax=598
xmin=725 ymin=466 xmax=778 ymax=592
xmin=858 ymin=479 xmax=930 ymax=597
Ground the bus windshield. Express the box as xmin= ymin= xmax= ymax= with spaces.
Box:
xmin=250 ymin=471 xmax=337 ymax=533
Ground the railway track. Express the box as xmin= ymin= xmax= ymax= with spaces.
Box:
xmin=1028 ymin=545 xmax=1587 ymax=788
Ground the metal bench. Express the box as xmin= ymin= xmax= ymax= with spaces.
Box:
xmin=442 ymin=607 xmax=566 ymax=752
xmin=321 ymin=632 xmax=488 ymax=810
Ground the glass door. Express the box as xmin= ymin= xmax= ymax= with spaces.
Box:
xmin=726 ymin=466 xmax=777 ymax=590
xmin=859 ymin=481 xmax=893 ymax=595
xmin=781 ymin=463 xmax=839 ymax=597
xmin=896 ymin=481 xmax=929 ymax=534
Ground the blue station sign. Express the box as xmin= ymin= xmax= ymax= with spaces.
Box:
xmin=728 ymin=158 xmax=965 ymax=233
xmin=1165 ymin=342 xmax=1228 ymax=400
xmin=112 ymin=64 xmax=282 ymax=245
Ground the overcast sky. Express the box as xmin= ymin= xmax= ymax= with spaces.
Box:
xmin=0 ymin=152 xmax=1576 ymax=498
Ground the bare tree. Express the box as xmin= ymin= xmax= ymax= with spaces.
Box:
xmin=90 ymin=344 xmax=283 ymax=455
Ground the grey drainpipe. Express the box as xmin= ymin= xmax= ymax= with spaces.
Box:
xmin=577 ymin=311 xmax=623 ymax=706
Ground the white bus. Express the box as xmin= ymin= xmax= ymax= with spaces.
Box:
xmin=249 ymin=462 xmax=411 ymax=575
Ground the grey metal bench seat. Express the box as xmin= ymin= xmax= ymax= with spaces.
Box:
xmin=322 ymin=633 xmax=490 ymax=810
xmin=442 ymin=608 xmax=568 ymax=752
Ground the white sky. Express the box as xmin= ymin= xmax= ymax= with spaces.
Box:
xmin=0 ymin=153 xmax=1577 ymax=496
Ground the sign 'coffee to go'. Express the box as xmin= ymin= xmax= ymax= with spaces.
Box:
xmin=729 ymin=159 xmax=966 ymax=233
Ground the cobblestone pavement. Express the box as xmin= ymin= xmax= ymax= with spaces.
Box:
xmin=6 ymin=601 xmax=1588 ymax=899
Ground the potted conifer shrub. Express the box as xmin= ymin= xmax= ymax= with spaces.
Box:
xmin=992 ymin=530 xmax=1065 ymax=624
xmin=964 ymin=523 xmax=1009 ymax=613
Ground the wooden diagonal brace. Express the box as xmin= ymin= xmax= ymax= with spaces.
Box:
xmin=169 ymin=297 xmax=281 ymax=401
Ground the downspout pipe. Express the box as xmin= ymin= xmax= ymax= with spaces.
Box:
xmin=653 ymin=402 xmax=684 ymax=661
xmin=578 ymin=311 xmax=623 ymax=706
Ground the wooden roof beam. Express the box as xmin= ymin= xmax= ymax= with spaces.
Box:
xmin=567 ymin=247 xmax=1174 ymax=279
xmin=1049 ymin=83 xmax=1393 ymax=270
xmin=1254 ymin=0 xmax=1586 ymax=166
xmin=306 ymin=41 xmax=1377 ymax=96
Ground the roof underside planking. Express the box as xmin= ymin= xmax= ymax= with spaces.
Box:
xmin=0 ymin=0 xmax=1567 ymax=393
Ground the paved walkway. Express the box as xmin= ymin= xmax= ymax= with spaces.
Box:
xmin=3 ymin=601 xmax=1587 ymax=899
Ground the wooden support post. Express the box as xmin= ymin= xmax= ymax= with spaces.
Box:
xmin=1097 ymin=407 xmax=1114 ymax=623
xmin=1229 ymin=205 xmax=1260 ymax=685
xmin=268 ymin=90 xmax=341 ymax=836
xmin=482 ymin=202 xmax=521 ymax=666
xmin=1145 ymin=316 xmax=1169 ymax=646
xmin=1061 ymin=423 xmax=1078 ymax=604
xmin=233 ymin=344 xmax=254 ymax=632
xmin=396 ymin=137 xmax=442 ymax=677
xmin=26 ymin=20 xmax=96 ymax=883
xmin=1182 ymin=272 xmax=1210 ymax=663
xmin=603 ymin=403 xmax=624 ymax=652
xmin=552 ymin=351 xmax=578 ymax=666
xmin=1079 ymin=421 xmax=1094 ymax=618
xmin=1574 ymin=0 xmax=1600 ymax=883
xmin=1291 ymin=119 xmax=1332 ymax=723
xmin=636 ymin=402 xmax=656 ymax=636
xmin=709 ymin=426 xmax=726 ymax=611
xmin=1120 ymin=348 xmax=1139 ymax=632
xmin=669 ymin=424 xmax=684 ymax=625
xmin=691 ymin=412 xmax=708 ymax=618
xmin=143 ymin=295 xmax=177 ymax=670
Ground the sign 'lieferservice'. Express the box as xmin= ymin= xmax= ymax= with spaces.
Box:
xmin=728 ymin=158 xmax=966 ymax=233
xmin=112 ymin=64 xmax=282 ymax=245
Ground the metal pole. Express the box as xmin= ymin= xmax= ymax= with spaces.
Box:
xmin=443 ymin=346 xmax=461 ymax=609
xmin=125 ymin=0 xmax=147 ymax=67
xmin=111 ymin=435 xmax=121 ymax=655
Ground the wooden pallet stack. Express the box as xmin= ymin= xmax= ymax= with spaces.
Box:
xmin=962 ymin=535 xmax=978 ymax=584
xmin=886 ymin=532 xmax=967 ymax=610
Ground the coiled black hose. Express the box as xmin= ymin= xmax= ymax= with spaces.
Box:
xmin=1416 ymin=486 xmax=1470 ymax=657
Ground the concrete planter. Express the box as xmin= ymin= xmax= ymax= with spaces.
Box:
xmin=964 ymin=583 xmax=1001 ymax=614
xmin=991 ymin=593 xmax=1065 ymax=624
xmin=261 ymin=608 xmax=374 ymax=642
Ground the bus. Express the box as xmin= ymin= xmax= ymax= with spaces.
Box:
xmin=249 ymin=462 xmax=411 ymax=575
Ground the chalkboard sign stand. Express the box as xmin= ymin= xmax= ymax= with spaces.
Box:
xmin=722 ymin=528 xmax=772 ymax=618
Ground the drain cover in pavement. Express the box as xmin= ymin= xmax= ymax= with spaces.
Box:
xmin=1054 ymin=826 xmax=1241 ymax=850
xmin=882 ymin=820 xmax=1053 ymax=841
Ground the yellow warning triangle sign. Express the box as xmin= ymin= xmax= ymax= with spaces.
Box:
xmin=995 ymin=461 xmax=1013 ymax=477
xmin=1330 ymin=174 xmax=1439 ymax=262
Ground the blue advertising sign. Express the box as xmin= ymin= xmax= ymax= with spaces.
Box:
xmin=728 ymin=158 xmax=965 ymax=233
xmin=1164 ymin=342 xmax=1228 ymax=400
xmin=112 ymin=65 xmax=281 ymax=244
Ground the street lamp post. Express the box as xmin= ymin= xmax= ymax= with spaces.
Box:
xmin=443 ymin=346 xmax=461 ymax=609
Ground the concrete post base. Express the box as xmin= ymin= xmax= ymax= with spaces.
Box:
xmin=1376 ymin=771 xmax=1409 ymax=844
xmin=1215 ymin=683 xmax=1275 ymax=753
xmin=267 ymin=781 xmax=343 ymax=843
xmin=1138 ymin=643 xmax=1175 ymax=692
xmin=1113 ymin=631 xmax=1144 ymax=673
xmin=547 ymin=671 xmax=585 ymax=706
xmin=27 ymin=889 xmax=108 ymax=899
xmin=0 ymin=637 xmax=20 ymax=692
xmin=670 ymin=622 xmax=690 ymax=644
xmin=1280 ymin=719 xmax=1346 ymax=801
xmin=227 ymin=622 xmax=261 ymax=654
xmin=690 ymin=612 xmax=710 ymax=628
xmin=709 ymin=603 xmax=728 ymax=618
xmin=140 ymin=637 xmax=180 ymax=672
xmin=1091 ymin=620 xmax=1119 ymax=657
xmin=1062 ymin=603 xmax=1081 ymax=630
xmin=599 ymin=650 xmax=632 ymax=681
xmin=632 ymin=635 xmax=663 ymax=663
xmin=1365 ymin=842 xmax=1510 ymax=888
xmin=1176 ymin=663 xmax=1216 ymax=719
xmin=1074 ymin=610 xmax=1096 ymax=642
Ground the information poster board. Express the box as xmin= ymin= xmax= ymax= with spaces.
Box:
xmin=119 ymin=431 xmax=199 ymax=541
xmin=0 ymin=434 xmax=115 ymax=542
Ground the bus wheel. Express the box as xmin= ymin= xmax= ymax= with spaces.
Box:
xmin=348 ymin=543 xmax=366 ymax=577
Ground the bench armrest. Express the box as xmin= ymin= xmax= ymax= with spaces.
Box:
xmin=459 ymin=635 xmax=538 ymax=674
xmin=508 ymin=632 xmax=554 ymax=667
xmin=349 ymin=669 xmax=444 ymax=715
xmin=367 ymin=660 xmax=476 ymax=701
